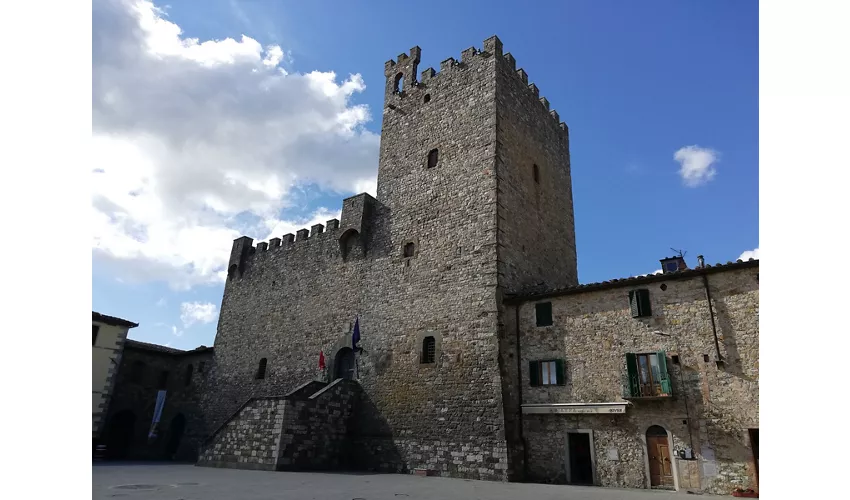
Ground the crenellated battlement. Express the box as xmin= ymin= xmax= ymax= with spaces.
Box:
xmin=226 ymin=194 xmax=377 ymax=280
xmin=385 ymin=35 xmax=568 ymax=134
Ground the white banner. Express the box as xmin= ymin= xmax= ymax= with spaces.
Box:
xmin=148 ymin=390 xmax=167 ymax=440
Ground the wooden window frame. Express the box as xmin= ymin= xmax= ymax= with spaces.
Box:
xmin=529 ymin=359 xmax=565 ymax=386
xmin=626 ymin=351 xmax=671 ymax=397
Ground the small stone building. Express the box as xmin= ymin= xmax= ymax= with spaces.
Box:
xmin=101 ymin=340 xmax=213 ymax=461
xmin=502 ymin=257 xmax=759 ymax=494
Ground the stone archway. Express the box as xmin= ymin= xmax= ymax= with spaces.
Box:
xmin=334 ymin=347 xmax=356 ymax=380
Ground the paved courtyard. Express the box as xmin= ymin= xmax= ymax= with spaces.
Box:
xmin=93 ymin=463 xmax=720 ymax=500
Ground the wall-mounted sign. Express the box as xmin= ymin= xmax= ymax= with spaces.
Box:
xmin=521 ymin=403 xmax=628 ymax=415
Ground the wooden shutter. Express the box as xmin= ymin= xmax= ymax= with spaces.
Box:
xmin=555 ymin=359 xmax=565 ymax=386
xmin=638 ymin=289 xmax=652 ymax=317
xmin=628 ymin=291 xmax=639 ymax=318
xmin=625 ymin=353 xmax=639 ymax=397
xmin=657 ymin=351 xmax=672 ymax=395
xmin=529 ymin=361 xmax=540 ymax=386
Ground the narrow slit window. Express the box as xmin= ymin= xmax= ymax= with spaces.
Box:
xmin=533 ymin=164 xmax=540 ymax=184
xmin=404 ymin=242 xmax=415 ymax=258
xmin=184 ymin=363 xmax=193 ymax=386
xmin=256 ymin=358 xmax=268 ymax=379
xmin=427 ymin=149 xmax=439 ymax=169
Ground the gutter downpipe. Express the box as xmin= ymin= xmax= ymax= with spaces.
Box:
xmin=698 ymin=257 xmax=723 ymax=363
xmin=514 ymin=303 xmax=529 ymax=481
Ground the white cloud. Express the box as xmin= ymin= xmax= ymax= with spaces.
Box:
xmin=738 ymin=248 xmax=759 ymax=260
xmin=674 ymin=145 xmax=719 ymax=187
xmin=180 ymin=301 xmax=219 ymax=328
xmin=636 ymin=269 xmax=663 ymax=277
xmin=156 ymin=297 xmax=166 ymax=307
xmin=92 ymin=0 xmax=379 ymax=289
xmin=171 ymin=325 xmax=184 ymax=337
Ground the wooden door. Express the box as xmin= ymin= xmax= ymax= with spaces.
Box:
xmin=647 ymin=435 xmax=674 ymax=488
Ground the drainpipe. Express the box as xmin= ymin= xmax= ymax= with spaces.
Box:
xmin=697 ymin=256 xmax=723 ymax=363
xmin=514 ymin=303 xmax=529 ymax=481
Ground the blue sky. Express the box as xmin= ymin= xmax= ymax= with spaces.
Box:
xmin=92 ymin=0 xmax=758 ymax=350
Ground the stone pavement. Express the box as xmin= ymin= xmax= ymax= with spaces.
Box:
xmin=93 ymin=463 xmax=722 ymax=500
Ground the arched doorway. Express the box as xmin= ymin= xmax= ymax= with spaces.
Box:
xmin=105 ymin=410 xmax=136 ymax=459
xmin=165 ymin=413 xmax=186 ymax=460
xmin=334 ymin=347 xmax=356 ymax=380
xmin=646 ymin=425 xmax=674 ymax=488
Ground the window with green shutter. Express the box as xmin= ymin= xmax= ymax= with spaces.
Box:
xmin=628 ymin=289 xmax=652 ymax=318
xmin=535 ymin=302 xmax=553 ymax=327
xmin=625 ymin=351 xmax=672 ymax=398
xmin=529 ymin=359 xmax=566 ymax=386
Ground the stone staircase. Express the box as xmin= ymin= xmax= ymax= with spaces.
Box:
xmin=197 ymin=378 xmax=360 ymax=471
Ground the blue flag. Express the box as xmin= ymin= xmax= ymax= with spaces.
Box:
xmin=352 ymin=317 xmax=360 ymax=349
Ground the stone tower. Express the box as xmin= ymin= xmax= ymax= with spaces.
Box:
xmin=203 ymin=36 xmax=577 ymax=481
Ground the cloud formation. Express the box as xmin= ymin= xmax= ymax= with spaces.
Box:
xmin=180 ymin=301 xmax=219 ymax=328
xmin=738 ymin=248 xmax=759 ymax=260
xmin=674 ymin=145 xmax=719 ymax=187
xmin=92 ymin=0 xmax=379 ymax=289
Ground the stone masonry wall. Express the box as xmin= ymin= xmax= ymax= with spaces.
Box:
xmin=203 ymin=38 xmax=538 ymax=481
xmin=104 ymin=344 xmax=213 ymax=461
xmin=198 ymin=397 xmax=285 ymax=471
xmin=489 ymin=39 xmax=579 ymax=480
xmin=511 ymin=263 xmax=758 ymax=494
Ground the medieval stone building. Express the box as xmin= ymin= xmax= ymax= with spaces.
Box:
xmin=195 ymin=36 xmax=759 ymax=495
xmin=101 ymin=340 xmax=213 ymax=461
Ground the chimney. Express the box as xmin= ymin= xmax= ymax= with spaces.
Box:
xmin=660 ymin=255 xmax=688 ymax=274
xmin=697 ymin=255 xmax=705 ymax=268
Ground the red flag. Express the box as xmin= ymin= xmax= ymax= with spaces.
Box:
xmin=318 ymin=350 xmax=326 ymax=370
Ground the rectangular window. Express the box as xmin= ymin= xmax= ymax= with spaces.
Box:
xmin=628 ymin=289 xmax=652 ymax=318
xmin=535 ymin=302 xmax=553 ymax=327
xmin=625 ymin=351 xmax=671 ymax=397
xmin=92 ymin=325 xmax=100 ymax=346
xmin=529 ymin=359 xmax=565 ymax=386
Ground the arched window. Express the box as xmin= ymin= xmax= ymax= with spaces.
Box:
xmin=647 ymin=425 xmax=667 ymax=437
xmin=533 ymin=164 xmax=540 ymax=184
xmin=421 ymin=336 xmax=436 ymax=364
xmin=184 ymin=363 xmax=193 ymax=386
xmin=255 ymin=358 xmax=268 ymax=380
xmin=394 ymin=73 xmax=404 ymax=93
xmin=403 ymin=242 xmax=415 ymax=258
xmin=427 ymin=148 xmax=439 ymax=169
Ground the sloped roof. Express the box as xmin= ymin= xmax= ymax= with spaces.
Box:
xmin=504 ymin=258 xmax=759 ymax=304
xmin=125 ymin=339 xmax=213 ymax=356
xmin=93 ymin=311 xmax=138 ymax=328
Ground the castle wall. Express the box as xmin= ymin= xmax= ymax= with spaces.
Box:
xmin=508 ymin=263 xmax=759 ymax=494
xmin=205 ymin=218 xmax=370 ymax=432
xmin=204 ymin=38 xmax=521 ymax=481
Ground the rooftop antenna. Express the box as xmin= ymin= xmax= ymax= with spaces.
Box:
xmin=670 ymin=248 xmax=687 ymax=259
